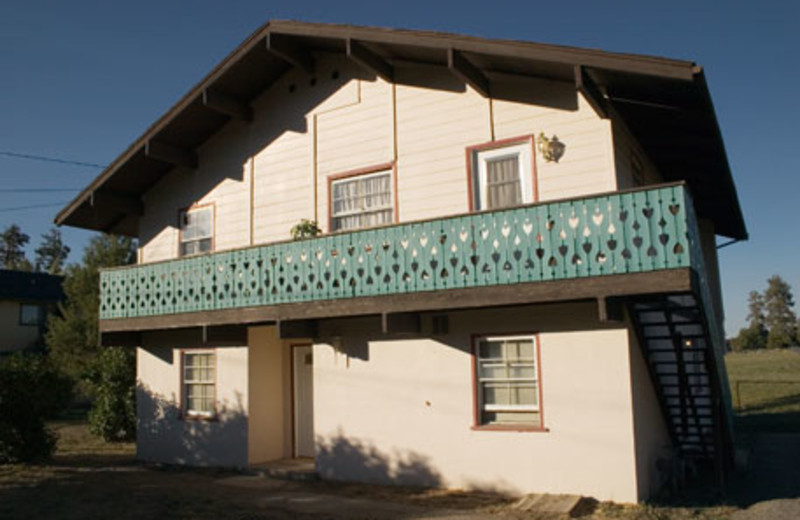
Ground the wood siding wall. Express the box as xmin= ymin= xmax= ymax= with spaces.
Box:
xmin=139 ymin=54 xmax=629 ymax=264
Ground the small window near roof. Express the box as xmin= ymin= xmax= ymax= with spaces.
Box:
xmin=19 ymin=303 xmax=43 ymax=326
xmin=474 ymin=335 xmax=541 ymax=427
xmin=471 ymin=140 xmax=534 ymax=211
xmin=180 ymin=206 xmax=213 ymax=257
xmin=331 ymin=170 xmax=393 ymax=232
xmin=183 ymin=351 xmax=215 ymax=417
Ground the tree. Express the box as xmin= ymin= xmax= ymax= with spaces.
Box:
xmin=764 ymin=275 xmax=798 ymax=349
xmin=34 ymin=228 xmax=71 ymax=274
xmin=0 ymin=224 xmax=31 ymax=270
xmin=731 ymin=326 xmax=767 ymax=352
xmin=733 ymin=290 xmax=768 ymax=350
xmin=45 ymin=234 xmax=136 ymax=395
xmin=87 ymin=347 xmax=136 ymax=442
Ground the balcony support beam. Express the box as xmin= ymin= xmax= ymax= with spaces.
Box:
xmin=277 ymin=319 xmax=318 ymax=339
xmin=99 ymin=268 xmax=694 ymax=334
xmin=597 ymin=296 xmax=624 ymax=323
xmin=381 ymin=312 xmax=421 ymax=335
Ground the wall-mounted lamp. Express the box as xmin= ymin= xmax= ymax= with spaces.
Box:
xmin=537 ymin=132 xmax=566 ymax=163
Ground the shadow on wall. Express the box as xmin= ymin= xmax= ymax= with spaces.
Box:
xmin=316 ymin=430 xmax=441 ymax=488
xmin=136 ymin=383 xmax=248 ymax=468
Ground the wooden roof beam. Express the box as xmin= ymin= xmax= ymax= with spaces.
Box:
xmin=144 ymin=140 xmax=198 ymax=170
xmin=448 ymin=49 xmax=489 ymax=97
xmin=202 ymin=89 xmax=253 ymax=121
xmin=346 ymin=39 xmax=394 ymax=82
xmin=90 ymin=191 xmax=144 ymax=216
xmin=266 ymin=32 xmax=314 ymax=74
xmin=574 ymin=65 xmax=608 ymax=119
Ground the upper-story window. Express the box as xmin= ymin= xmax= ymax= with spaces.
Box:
xmin=331 ymin=169 xmax=394 ymax=232
xmin=179 ymin=206 xmax=213 ymax=257
xmin=469 ymin=137 xmax=535 ymax=211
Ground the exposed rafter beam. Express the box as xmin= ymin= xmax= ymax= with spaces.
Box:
xmin=90 ymin=191 xmax=144 ymax=216
xmin=574 ymin=65 xmax=608 ymax=119
xmin=202 ymin=89 xmax=253 ymax=121
xmin=266 ymin=32 xmax=314 ymax=74
xmin=346 ymin=39 xmax=393 ymax=82
xmin=447 ymin=49 xmax=489 ymax=97
xmin=144 ymin=140 xmax=198 ymax=170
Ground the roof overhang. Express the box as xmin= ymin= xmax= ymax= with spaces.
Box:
xmin=56 ymin=20 xmax=746 ymax=240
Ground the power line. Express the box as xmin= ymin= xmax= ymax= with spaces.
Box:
xmin=0 ymin=188 xmax=80 ymax=193
xmin=0 ymin=150 xmax=106 ymax=169
xmin=0 ymin=202 xmax=69 ymax=214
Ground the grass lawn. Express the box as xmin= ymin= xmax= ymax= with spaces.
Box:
xmin=725 ymin=349 xmax=800 ymax=432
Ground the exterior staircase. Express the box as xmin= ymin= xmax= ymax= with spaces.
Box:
xmin=629 ymin=291 xmax=732 ymax=467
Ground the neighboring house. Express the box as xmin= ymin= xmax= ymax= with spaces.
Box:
xmin=0 ymin=269 xmax=64 ymax=354
xmin=55 ymin=21 xmax=747 ymax=503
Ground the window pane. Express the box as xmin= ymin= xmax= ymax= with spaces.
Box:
xmin=478 ymin=340 xmax=503 ymax=360
xmin=475 ymin=336 xmax=540 ymax=426
xmin=479 ymin=362 xmax=508 ymax=380
xmin=184 ymin=352 xmax=215 ymax=415
xmin=181 ymin=208 xmax=213 ymax=256
xmin=331 ymin=172 xmax=392 ymax=231
xmin=20 ymin=304 xmax=42 ymax=325
xmin=486 ymin=156 xmax=522 ymax=209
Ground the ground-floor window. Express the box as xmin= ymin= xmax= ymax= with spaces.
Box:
xmin=182 ymin=350 xmax=216 ymax=418
xmin=473 ymin=334 xmax=542 ymax=428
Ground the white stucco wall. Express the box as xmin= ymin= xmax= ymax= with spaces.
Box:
xmin=313 ymin=303 xmax=645 ymax=503
xmin=136 ymin=339 xmax=249 ymax=467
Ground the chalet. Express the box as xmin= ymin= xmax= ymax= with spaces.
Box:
xmin=55 ymin=21 xmax=746 ymax=503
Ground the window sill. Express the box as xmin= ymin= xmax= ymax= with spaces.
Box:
xmin=471 ymin=424 xmax=549 ymax=433
xmin=180 ymin=413 xmax=218 ymax=422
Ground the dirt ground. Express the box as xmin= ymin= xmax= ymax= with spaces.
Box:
xmin=0 ymin=420 xmax=794 ymax=520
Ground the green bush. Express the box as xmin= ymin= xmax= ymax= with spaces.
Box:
xmin=0 ymin=353 xmax=72 ymax=463
xmin=88 ymin=347 xmax=136 ymax=442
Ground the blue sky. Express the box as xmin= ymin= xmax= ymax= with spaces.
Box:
xmin=1 ymin=1 xmax=798 ymax=336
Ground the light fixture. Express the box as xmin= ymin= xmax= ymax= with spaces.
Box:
xmin=537 ymin=132 xmax=566 ymax=163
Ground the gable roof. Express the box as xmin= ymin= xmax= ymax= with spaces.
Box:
xmin=0 ymin=270 xmax=64 ymax=303
xmin=55 ymin=20 xmax=746 ymax=240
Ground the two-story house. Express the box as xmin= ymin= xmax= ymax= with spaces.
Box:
xmin=56 ymin=21 xmax=746 ymax=503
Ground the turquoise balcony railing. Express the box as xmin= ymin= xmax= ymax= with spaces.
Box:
xmin=100 ymin=183 xmax=704 ymax=320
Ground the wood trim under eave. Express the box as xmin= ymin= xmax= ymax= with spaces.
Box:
xmin=448 ymin=48 xmax=489 ymax=97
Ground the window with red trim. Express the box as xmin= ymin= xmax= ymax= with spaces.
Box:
xmin=470 ymin=142 xmax=534 ymax=210
xmin=474 ymin=335 xmax=541 ymax=427
xmin=179 ymin=206 xmax=213 ymax=257
xmin=331 ymin=170 xmax=393 ymax=232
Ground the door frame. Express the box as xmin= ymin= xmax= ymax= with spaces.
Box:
xmin=290 ymin=343 xmax=314 ymax=458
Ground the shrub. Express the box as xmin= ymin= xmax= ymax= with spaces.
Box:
xmin=290 ymin=219 xmax=321 ymax=240
xmin=0 ymin=353 xmax=72 ymax=463
xmin=87 ymin=347 xmax=136 ymax=442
